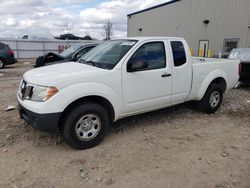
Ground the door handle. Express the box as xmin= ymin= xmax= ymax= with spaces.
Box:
xmin=161 ymin=73 xmax=171 ymax=77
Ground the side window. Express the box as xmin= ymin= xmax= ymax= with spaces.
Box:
xmin=78 ymin=46 xmax=95 ymax=57
xmin=171 ymin=41 xmax=187 ymax=67
xmin=129 ymin=42 xmax=166 ymax=71
xmin=75 ymin=46 xmax=95 ymax=60
xmin=223 ymin=38 xmax=239 ymax=54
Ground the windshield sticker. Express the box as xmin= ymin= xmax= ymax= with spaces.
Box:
xmin=121 ymin=42 xmax=136 ymax=46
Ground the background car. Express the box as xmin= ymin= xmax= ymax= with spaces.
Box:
xmin=0 ymin=42 xmax=17 ymax=69
xmin=229 ymin=48 xmax=250 ymax=84
xmin=34 ymin=43 xmax=99 ymax=67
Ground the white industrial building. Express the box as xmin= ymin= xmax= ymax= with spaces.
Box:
xmin=127 ymin=0 xmax=250 ymax=57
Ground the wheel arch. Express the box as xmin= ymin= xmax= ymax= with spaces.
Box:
xmin=197 ymin=70 xmax=227 ymax=100
xmin=210 ymin=77 xmax=227 ymax=92
xmin=58 ymin=95 xmax=115 ymax=128
xmin=0 ymin=57 xmax=5 ymax=68
xmin=0 ymin=57 xmax=5 ymax=62
xmin=198 ymin=77 xmax=227 ymax=100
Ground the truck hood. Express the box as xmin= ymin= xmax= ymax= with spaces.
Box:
xmin=23 ymin=62 xmax=107 ymax=86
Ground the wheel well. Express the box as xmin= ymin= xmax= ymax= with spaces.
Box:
xmin=210 ymin=77 xmax=227 ymax=92
xmin=58 ymin=96 xmax=115 ymax=128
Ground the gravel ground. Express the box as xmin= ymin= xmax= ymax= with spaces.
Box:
xmin=0 ymin=62 xmax=250 ymax=188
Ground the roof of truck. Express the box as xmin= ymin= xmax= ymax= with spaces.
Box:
xmin=113 ymin=37 xmax=185 ymax=41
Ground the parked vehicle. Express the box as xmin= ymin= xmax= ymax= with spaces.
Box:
xmin=229 ymin=48 xmax=250 ymax=84
xmin=34 ymin=43 xmax=98 ymax=67
xmin=17 ymin=37 xmax=240 ymax=149
xmin=54 ymin=33 xmax=92 ymax=40
xmin=0 ymin=42 xmax=17 ymax=69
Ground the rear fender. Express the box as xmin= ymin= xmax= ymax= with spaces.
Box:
xmin=196 ymin=70 xmax=227 ymax=100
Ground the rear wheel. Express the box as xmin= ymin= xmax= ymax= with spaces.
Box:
xmin=198 ymin=84 xmax=223 ymax=114
xmin=62 ymin=102 xmax=109 ymax=149
xmin=0 ymin=58 xmax=5 ymax=69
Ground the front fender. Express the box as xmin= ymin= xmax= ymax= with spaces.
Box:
xmin=196 ymin=69 xmax=227 ymax=100
xmin=40 ymin=82 xmax=123 ymax=120
xmin=62 ymin=82 xmax=123 ymax=120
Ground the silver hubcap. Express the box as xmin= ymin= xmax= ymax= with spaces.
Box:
xmin=209 ymin=91 xmax=220 ymax=108
xmin=75 ymin=114 xmax=101 ymax=141
xmin=0 ymin=61 xmax=3 ymax=68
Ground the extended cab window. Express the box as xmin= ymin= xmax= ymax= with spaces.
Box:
xmin=129 ymin=42 xmax=166 ymax=71
xmin=171 ymin=41 xmax=187 ymax=67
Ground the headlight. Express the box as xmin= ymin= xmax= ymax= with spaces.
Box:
xmin=18 ymin=79 xmax=58 ymax=102
xmin=31 ymin=86 xmax=58 ymax=102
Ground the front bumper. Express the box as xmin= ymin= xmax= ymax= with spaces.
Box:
xmin=18 ymin=103 xmax=61 ymax=132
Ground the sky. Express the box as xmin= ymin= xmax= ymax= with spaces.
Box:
xmin=0 ymin=0 xmax=169 ymax=40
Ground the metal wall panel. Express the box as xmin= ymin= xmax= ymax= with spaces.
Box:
xmin=128 ymin=0 xmax=250 ymax=56
xmin=0 ymin=38 xmax=95 ymax=59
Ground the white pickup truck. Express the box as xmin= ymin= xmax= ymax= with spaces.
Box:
xmin=17 ymin=37 xmax=239 ymax=149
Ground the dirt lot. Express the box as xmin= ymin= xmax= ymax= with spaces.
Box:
xmin=0 ymin=62 xmax=250 ymax=188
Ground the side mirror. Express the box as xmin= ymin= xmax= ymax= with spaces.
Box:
xmin=127 ymin=61 xmax=148 ymax=72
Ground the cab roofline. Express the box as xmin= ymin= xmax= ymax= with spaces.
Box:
xmin=110 ymin=37 xmax=185 ymax=42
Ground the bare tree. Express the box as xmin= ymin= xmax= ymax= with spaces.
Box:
xmin=103 ymin=20 xmax=113 ymax=40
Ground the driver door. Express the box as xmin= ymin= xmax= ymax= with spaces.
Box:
xmin=122 ymin=41 xmax=172 ymax=115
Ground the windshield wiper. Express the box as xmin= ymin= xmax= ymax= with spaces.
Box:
xmin=79 ymin=59 xmax=109 ymax=69
xmin=79 ymin=59 xmax=94 ymax=66
xmin=94 ymin=62 xmax=109 ymax=69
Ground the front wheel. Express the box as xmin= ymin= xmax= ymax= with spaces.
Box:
xmin=198 ymin=84 xmax=223 ymax=114
xmin=62 ymin=102 xmax=109 ymax=149
xmin=0 ymin=58 xmax=5 ymax=69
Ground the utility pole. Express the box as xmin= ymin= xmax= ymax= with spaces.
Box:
xmin=104 ymin=20 xmax=113 ymax=40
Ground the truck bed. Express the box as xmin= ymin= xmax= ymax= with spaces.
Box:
xmin=188 ymin=57 xmax=239 ymax=100
xmin=191 ymin=57 xmax=231 ymax=64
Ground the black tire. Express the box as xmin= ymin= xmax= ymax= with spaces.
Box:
xmin=198 ymin=84 xmax=223 ymax=114
xmin=0 ymin=58 xmax=5 ymax=69
xmin=62 ymin=102 xmax=109 ymax=149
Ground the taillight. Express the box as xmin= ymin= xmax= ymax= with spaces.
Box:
xmin=7 ymin=48 xmax=14 ymax=55
xmin=238 ymin=63 xmax=242 ymax=76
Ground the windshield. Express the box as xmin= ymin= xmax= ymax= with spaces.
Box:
xmin=60 ymin=45 xmax=81 ymax=58
xmin=79 ymin=40 xmax=137 ymax=69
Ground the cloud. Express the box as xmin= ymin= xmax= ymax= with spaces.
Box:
xmin=0 ymin=0 xmax=45 ymax=15
xmin=0 ymin=0 xmax=168 ymax=39
xmin=4 ymin=18 xmax=17 ymax=26
xmin=44 ymin=0 xmax=88 ymax=5
xmin=79 ymin=0 xmax=168 ymax=39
